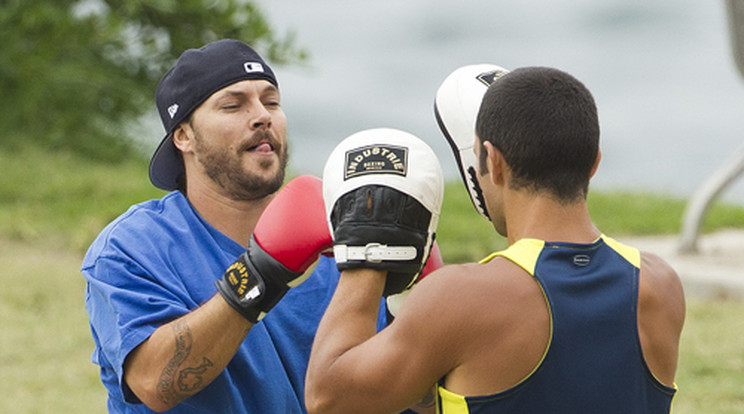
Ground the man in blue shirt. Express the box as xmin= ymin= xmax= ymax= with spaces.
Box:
xmin=82 ymin=39 xmax=389 ymax=413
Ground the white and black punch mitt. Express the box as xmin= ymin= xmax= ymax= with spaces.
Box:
xmin=434 ymin=64 xmax=509 ymax=221
xmin=323 ymin=128 xmax=444 ymax=296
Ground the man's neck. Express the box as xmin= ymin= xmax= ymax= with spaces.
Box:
xmin=186 ymin=181 xmax=272 ymax=248
xmin=503 ymin=190 xmax=600 ymax=245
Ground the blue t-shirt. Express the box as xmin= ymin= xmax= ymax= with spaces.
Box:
xmin=82 ymin=191 xmax=387 ymax=413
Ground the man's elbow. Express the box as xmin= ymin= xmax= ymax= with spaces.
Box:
xmin=305 ymin=380 xmax=340 ymax=414
xmin=125 ymin=374 xmax=178 ymax=412
xmin=306 ymin=396 xmax=339 ymax=414
xmin=304 ymin=396 xmax=324 ymax=414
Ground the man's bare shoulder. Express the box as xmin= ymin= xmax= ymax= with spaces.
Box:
xmin=638 ymin=251 xmax=686 ymax=323
xmin=398 ymin=257 xmax=541 ymax=322
xmin=388 ymin=257 xmax=550 ymax=394
xmin=639 ymin=252 xmax=684 ymax=298
xmin=636 ymin=251 xmax=685 ymax=385
xmin=421 ymin=256 xmax=531 ymax=288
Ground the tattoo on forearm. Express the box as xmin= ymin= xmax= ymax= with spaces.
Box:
xmin=155 ymin=319 xmax=214 ymax=406
xmin=178 ymin=357 xmax=214 ymax=392
xmin=157 ymin=319 xmax=192 ymax=405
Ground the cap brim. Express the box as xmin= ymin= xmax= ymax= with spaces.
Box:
xmin=149 ymin=134 xmax=183 ymax=191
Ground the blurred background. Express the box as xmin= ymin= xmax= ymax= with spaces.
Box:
xmin=256 ymin=0 xmax=744 ymax=204
xmin=1 ymin=1 xmax=743 ymax=412
xmin=4 ymin=0 xmax=744 ymax=203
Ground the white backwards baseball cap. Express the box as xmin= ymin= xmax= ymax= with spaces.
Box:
xmin=434 ymin=64 xmax=509 ymax=221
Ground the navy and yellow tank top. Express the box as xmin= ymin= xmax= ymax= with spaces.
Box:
xmin=437 ymin=235 xmax=677 ymax=414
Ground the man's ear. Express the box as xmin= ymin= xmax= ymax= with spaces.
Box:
xmin=483 ymin=141 xmax=505 ymax=186
xmin=172 ymin=122 xmax=194 ymax=154
xmin=589 ymin=148 xmax=602 ymax=179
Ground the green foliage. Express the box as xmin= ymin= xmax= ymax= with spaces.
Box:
xmin=0 ymin=0 xmax=305 ymax=160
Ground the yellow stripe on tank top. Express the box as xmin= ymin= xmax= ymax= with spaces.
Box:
xmin=437 ymin=385 xmax=471 ymax=414
xmin=479 ymin=238 xmax=545 ymax=276
xmin=600 ymin=234 xmax=641 ymax=268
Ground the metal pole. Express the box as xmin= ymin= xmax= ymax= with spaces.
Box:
xmin=677 ymin=0 xmax=744 ymax=253
xmin=678 ymin=144 xmax=744 ymax=252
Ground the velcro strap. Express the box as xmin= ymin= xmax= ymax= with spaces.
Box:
xmin=334 ymin=243 xmax=417 ymax=263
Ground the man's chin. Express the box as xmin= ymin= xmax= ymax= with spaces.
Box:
xmin=244 ymin=161 xmax=281 ymax=181
xmin=227 ymin=165 xmax=286 ymax=201
xmin=243 ymin=150 xmax=281 ymax=169
xmin=225 ymin=176 xmax=282 ymax=201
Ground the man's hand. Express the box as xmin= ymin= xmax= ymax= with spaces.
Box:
xmin=306 ymin=128 xmax=445 ymax=414
xmin=216 ymin=175 xmax=332 ymax=322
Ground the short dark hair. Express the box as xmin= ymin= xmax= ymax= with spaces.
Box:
xmin=475 ymin=66 xmax=600 ymax=202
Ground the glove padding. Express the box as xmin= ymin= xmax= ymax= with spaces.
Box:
xmin=330 ymin=185 xmax=432 ymax=294
xmin=216 ymin=175 xmax=331 ymax=323
xmin=323 ymin=128 xmax=444 ymax=296
xmin=434 ymin=64 xmax=509 ymax=221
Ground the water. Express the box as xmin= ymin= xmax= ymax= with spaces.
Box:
xmin=246 ymin=0 xmax=744 ymax=205
xmin=140 ymin=0 xmax=744 ymax=206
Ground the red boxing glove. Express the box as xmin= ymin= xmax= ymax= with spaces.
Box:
xmin=252 ymin=176 xmax=333 ymax=275
xmin=386 ymin=241 xmax=444 ymax=317
xmin=216 ymin=175 xmax=332 ymax=322
xmin=419 ymin=241 xmax=444 ymax=281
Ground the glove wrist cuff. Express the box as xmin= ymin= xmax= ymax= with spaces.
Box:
xmin=333 ymin=244 xmax=417 ymax=264
xmin=215 ymin=278 xmax=264 ymax=323
xmin=215 ymin=251 xmax=289 ymax=323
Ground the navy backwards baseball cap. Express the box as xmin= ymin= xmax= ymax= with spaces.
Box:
xmin=149 ymin=39 xmax=278 ymax=190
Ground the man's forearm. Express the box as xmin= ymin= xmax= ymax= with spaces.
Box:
xmin=124 ymin=293 xmax=253 ymax=411
xmin=305 ymin=268 xmax=387 ymax=414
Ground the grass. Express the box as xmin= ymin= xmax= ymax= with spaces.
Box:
xmin=1 ymin=145 xmax=743 ymax=412
xmin=0 ymin=238 xmax=106 ymax=413
xmin=3 ymin=144 xmax=744 ymax=261
xmin=588 ymin=191 xmax=744 ymax=236
xmin=674 ymin=300 xmax=744 ymax=413
xmin=436 ymin=182 xmax=744 ymax=264
xmin=1 ymin=238 xmax=741 ymax=413
xmin=0 ymin=145 xmax=166 ymax=254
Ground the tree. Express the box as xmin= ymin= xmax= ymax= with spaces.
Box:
xmin=0 ymin=0 xmax=305 ymax=160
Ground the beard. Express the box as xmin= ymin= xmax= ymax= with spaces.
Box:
xmin=193 ymin=129 xmax=289 ymax=201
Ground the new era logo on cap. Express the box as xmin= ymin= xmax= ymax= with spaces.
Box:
xmin=244 ymin=62 xmax=264 ymax=73
xmin=344 ymin=144 xmax=408 ymax=180
xmin=476 ymin=69 xmax=508 ymax=87
xmin=167 ymin=103 xmax=179 ymax=119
